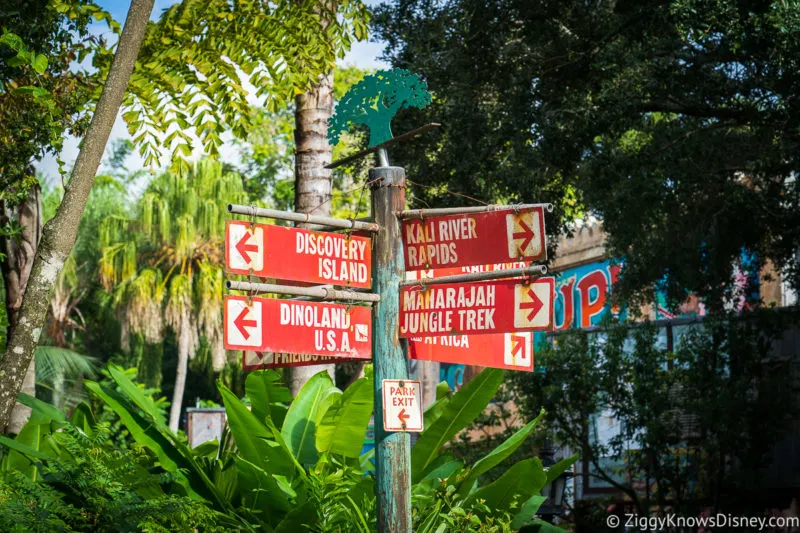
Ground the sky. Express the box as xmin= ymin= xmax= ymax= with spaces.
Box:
xmin=35 ymin=0 xmax=389 ymax=183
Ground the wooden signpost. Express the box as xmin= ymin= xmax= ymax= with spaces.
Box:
xmin=219 ymin=71 xmax=559 ymax=533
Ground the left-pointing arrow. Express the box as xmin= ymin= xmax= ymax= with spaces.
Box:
xmin=397 ymin=408 xmax=411 ymax=426
xmin=234 ymin=307 xmax=258 ymax=340
xmin=235 ymin=231 xmax=259 ymax=264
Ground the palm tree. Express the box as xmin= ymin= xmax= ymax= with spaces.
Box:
xmin=99 ymin=160 xmax=247 ymax=432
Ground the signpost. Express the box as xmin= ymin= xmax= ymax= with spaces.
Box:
xmin=224 ymin=295 xmax=372 ymax=360
xmin=225 ymin=220 xmax=372 ymax=289
xmin=382 ymin=379 xmax=423 ymax=432
xmin=220 ymin=69 xmax=559 ymax=533
xmin=408 ymin=332 xmax=534 ymax=371
xmin=399 ymin=277 xmax=555 ymax=338
xmin=402 ymin=205 xmax=548 ymax=270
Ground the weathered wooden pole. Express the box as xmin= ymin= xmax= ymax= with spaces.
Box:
xmin=370 ymin=163 xmax=412 ymax=533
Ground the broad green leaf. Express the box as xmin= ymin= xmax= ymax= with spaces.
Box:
xmin=419 ymin=459 xmax=463 ymax=485
xmin=32 ymin=53 xmax=47 ymax=73
xmin=87 ymin=380 xmax=227 ymax=508
xmin=411 ymin=368 xmax=504 ymax=481
xmin=0 ymin=435 xmax=53 ymax=462
xmin=281 ymin=371 xmax=335 ymax=465
xmin=546 ymin=453 xmax=580 ymax=482
xmin=107 ymin=363 xmax=166 ymax=427
xmin=70 ymin=403 xmax=96 ymax=437
xmin=435 ymin=381 xmax=451 ymax=400
xmin=465 ymin=458 xmax=546 ymax=513
xmin=316 ymin=375 xmax=373 ymax=458
xmin=17 ymin=392 xmax=67 ymax=425
xmin=455 ymin=408 xmax=544 ymax=497
xmin=245 ymin=370 xmax=292 ymax=427
xmin=235 ymin=456 xmax=295 ymax=524
xmin=274 ymin=500 xmax=319 ymax=533
xmin=511 ymin=495 xmax=548 ymax=529
xmin=218 ymin=382 xmax=295 ymax=478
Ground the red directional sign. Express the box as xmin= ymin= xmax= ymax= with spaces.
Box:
xmin=224 ymin=295 xmax=372 ymax=360
xmin=404 ymin=266 xmax=535 ymax=370
xmin=408 ymin=332 xmax=534 ymax=371
xmin=399 ymin=277 xmax=554 ymax=338
xmin=225 ymin=220 xmax=372 ymax=289
xmin=402 ymin=207 xmax=546 ymax=271
xmin=242 ymin=351 xmax=362 ymax=370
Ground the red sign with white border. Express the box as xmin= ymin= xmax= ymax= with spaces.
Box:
xmin=399 ymin=277 xmax=555 ymax=338
xmin=382 ymin=379 xmax=423 ymax=432
xmin=408 ymin=332 xmax=534 ymax=371
xmin=225 ymin=220 xmax=372 ymax=289
xmin=224 ymin=295 xmax=372 ymax=360
xmin=242 ymin=351 xmax=363 ymax=370
xmin=403 ymin=207 xmax=546 ymax=271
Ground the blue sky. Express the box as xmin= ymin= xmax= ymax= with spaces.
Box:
xmin=36 ymin=0 xmax=388 ymax=182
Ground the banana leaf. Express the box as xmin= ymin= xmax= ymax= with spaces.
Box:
xmin=464 ymin=457 xmax=546 ymax=513
xmin=411 ymin=368 xmax=504 ymax=481
xmin=316 ymin=374 xmax=373 ymax=458
xmin=281 ymin=371 xmax=336 ymax=466
xmin=245 ymin=370 xmax=292 ymax=427
xmin=455 ymin=408 xmax=544 ymax=497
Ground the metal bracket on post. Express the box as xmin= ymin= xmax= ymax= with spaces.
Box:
xmin=370 ymin=164 xmax=412 ymax=533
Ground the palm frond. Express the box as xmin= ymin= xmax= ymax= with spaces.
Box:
xmin=35 ymin=346 xmax=98 ymax=384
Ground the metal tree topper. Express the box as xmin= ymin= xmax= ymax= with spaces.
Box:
xmin=328 ymin=68 xmax=433 ymax=148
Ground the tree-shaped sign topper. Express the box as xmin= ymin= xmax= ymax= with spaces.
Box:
xmin=328 ymin=69 xmax=432 ymax=148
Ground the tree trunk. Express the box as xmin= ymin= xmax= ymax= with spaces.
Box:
xmin=0 ymin=0 xmax=155 ymax=432
xmin=290 ymin=70 xmax=336 ymax=396
xmin=168 ymin=341 xmax=189 ymax=432
xmin=1 ymin=184 xmax=42 ymax=434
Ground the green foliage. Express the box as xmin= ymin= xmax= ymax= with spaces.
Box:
xmin=0 ymin=0 xmax=117 ymax=203
xmin=123 ymin=0 xmax=371 ymax=171
xmin=328 ymin=68 xmax=432 ymax=147
xmin=1 ymin=362 xmax=558 ymax=530
xmin=0 ymin=424 xmax=225 ymax=532
xmin=512 ymin=309 xmax=798 ymax=515
xmin=373 ymin=0 xmax=800 ymax=307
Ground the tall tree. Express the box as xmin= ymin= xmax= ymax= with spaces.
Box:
xmin=99 ymin=160 xmax=247 ymax=432
xmin=0 ymin=0 xmax=152 ymax=433
xmin=373 ymin=0 xmax=800 ymax=310
xmin=0 ymin=0 xmax=117 ymax=433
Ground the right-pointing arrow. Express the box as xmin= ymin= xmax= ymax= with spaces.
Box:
xmin=518 ymin=287 xmax=544 ymax=321
xmin=512 ymin=218 xmax=535 ymax=254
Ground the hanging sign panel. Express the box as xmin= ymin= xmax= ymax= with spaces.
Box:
xmin=382 ymin=380 xmax=423 ymax=432
xmin=224 ymin=295 xmax=372 ymax=359
xmin=402 ymin=207 xmax=546 ymax=271
xmin=408 ymin=332 xmax=534 ymax=371
xmin=404 ymin=266 xmax=534 ymax=371
xmin=242 ymin=351 xmax=363 ymax=370
xmin=399 ymin=277 xmax=555 ymax=338
xmin=225 ymin=221 xmax=372 ymax=289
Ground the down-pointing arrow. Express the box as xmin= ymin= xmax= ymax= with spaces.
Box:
xmin=235 ymin=231 xmax=259 ymax=264
xmin=512 ymin=218 xmax=535 ymax=254
xmin=518 ymin=287 xmax=544 ymax=322
xmin=234 ymin=307 xmax=258 ymax=340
